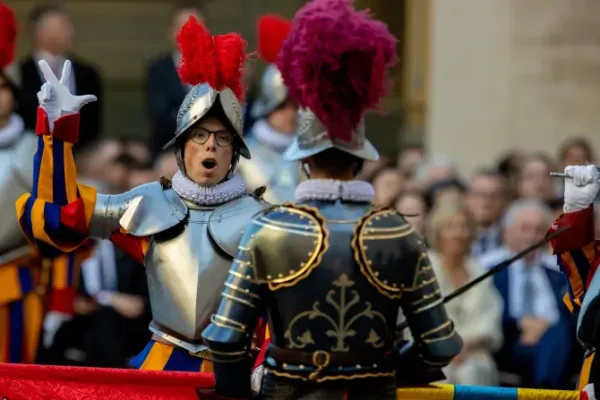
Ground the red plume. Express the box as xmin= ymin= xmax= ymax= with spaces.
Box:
xmin=176 ymin=16 xmax=248 ymax=101
xmin=0 ymin=2 xmax=17 ymax=69
xmin=257 ymin=14 xmax=291 ymax=64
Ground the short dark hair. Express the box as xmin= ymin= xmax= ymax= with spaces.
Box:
xmin=469 ymin=167 xmax=508 ymax=192
xmin=558 ymin=137 xmax=595 ymax=162
xmin=28 ymin=3 xmax=67 ymax=33
xmin=308 ymin=148 xmax=361 ymax=178
xmin=0 ymin=71 xmax=19 ymax=103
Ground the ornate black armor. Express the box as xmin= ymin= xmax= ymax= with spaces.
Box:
xmin=202 ymin=201 xmax=463 ymax=398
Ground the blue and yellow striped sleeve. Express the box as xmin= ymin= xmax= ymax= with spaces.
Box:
xmin=15 ymin=108 xmax=97 ymax=255
xmin=549 ymin=205 xmax=600 ymax=313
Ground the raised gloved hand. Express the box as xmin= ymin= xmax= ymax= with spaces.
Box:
xmin=563 ymin=165 xmax=600 ymax=213
xmin=36 ymin=60 xmax=97 ymax=131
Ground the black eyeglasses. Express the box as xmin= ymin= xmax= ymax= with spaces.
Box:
xmin=189 ymin=127 xmax=234 ymax=147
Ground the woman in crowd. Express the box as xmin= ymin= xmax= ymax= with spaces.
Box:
xmin=427 ymin=201 xmax=503 ymax=386
xmin=395 ymin=190 xmax=428 ymax=237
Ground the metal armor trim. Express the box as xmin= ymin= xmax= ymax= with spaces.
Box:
xmin=352 ymin=208 xmax=413 ymax=299
xmin=208 ymin=193 xmax=270 ymax=258
xmin=263 ymin=368 xmax=395 ymax=383
xmin=89 ymin=182 xmax=188 ymax=238
xmin=251 ymin=203 xmax=329 ymax=291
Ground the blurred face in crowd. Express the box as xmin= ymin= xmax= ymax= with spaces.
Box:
xmin=433 ymin=186 xmax=464 ymax=207
xmin=562 ymin=144 xmax=592 ymax=168
xmin=156 ymin=152 xmax=179 ymax=179
xmin=356 ymin=157 xmax=390 ymax=181
xmin=517 ymin=157 xmax=554 ymax=201
xmin=0 ymin=75 xmax=15 ymax=122
xmin=466 ymin=174 xmax=506 ymax=228
xmin=268 ymin=98 xmax=298 ymax=135
xmin=395 ymin=193 xmax=427 ymax=237
xmin=126 ymin=141 xmax=151 ymax=165
xmin=397 ymin=148 xmax=424 ymax=178
xmin=504 ymin=206 xmax=547 ymax=257
xmin=35 ymin=11 xmax=74 ymax=55
xmin=128 ymin=169 xmax=157 ymax=189
xmin=439 ymin=210 xmax=473 ymax=258
xmin=171 ymin=8 xmax=200 ymax=45
xmin=184 ymin=117 xmax=234 ymax=186
xmin=373 ymin=168 xmax=404 ymax=207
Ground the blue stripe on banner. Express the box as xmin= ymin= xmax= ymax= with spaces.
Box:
xmin=52 ymin=138 xmax=67 ymax=206
xmin=571 ymin=249 xmax=591 ymax=281
xmin=67 ymin=253 xmax=75 ymax=287
xmin=163 ymin=347 xmax=203 ymax=372
xmin=43 ymin=202 xmax=62 ymax=233
xmin=18 ymin=267 xmax=33 ymax=294
xmin=129 ymin=341 xmax=154 ymax=369
xmin=31 ymin=136 xmax=44 ymax=198
xmin=454 ymin=385 xmax=518 ymax=400
xmin=23 ymin=196 xmax=36 ymax=244
xmin=8 ymin=300 xmax=24 ymax=363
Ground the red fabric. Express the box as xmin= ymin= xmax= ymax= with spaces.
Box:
xmin=60 ymin=198 xmax=89 ymax=235
xmin=550 ymin=205 xmax=595 ymax=254
xmin=254 ymin=338 xmax=270 ymax=369
xmin=35 ymin=107 xmax=51 ymax=136
xmin=53 ymin=113 xmax=80 ymax=143
xmin=109 ymin=231 xmax=146 ymax=266
xmin=48 ymin=287 xmax=76 ymax=314
xmin=0 ymin=2 xmax=17 ymax=69
xmin=0 ymin=363 xmax=214 ymax=400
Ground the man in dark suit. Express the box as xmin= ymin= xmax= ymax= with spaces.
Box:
xmin=18 ymin=3 xmax=102 ymax=149
xmin=145 ymin=3 xmax=201 ymax=157
xmin=479 ymin=199 xmax=577 ymax=389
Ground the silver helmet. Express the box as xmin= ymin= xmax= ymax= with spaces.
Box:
xmin=163 ymin=83 xmax=251 ymax=175
xmin=283 ymin=108 xmax=379 ymax=162
xmin=250 ymin=64 xmax=288 ymax=119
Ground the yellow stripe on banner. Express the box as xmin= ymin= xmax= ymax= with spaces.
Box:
xmin=31 ymin=199 xmax=53 ymax=245
xmin=578 ymin=352 xmax=595 ymax=390
xmin=0 ymin=303 xmax=8 ymax=362
xmin=23 ymin=292 xmax=43 ymax=364
xmin=38 ymin=136 xmax=54 ymax=202
xmin=15 ymin=194 xmax=35 ymax=244
xmin=265 ymin=326 xmax=270 ymax=340
xmin=200 ymin=360 xmax=214 ymax=373
xmin=396 ymin=384 xmax=454 ymax=400
xmin=0 ymin=264 xmax=23 ymax=305
xmin=140 ymin=342 xmax=174 ymax=370
xmin=63 ymin=142 xmax=78 ymax=203
xmin=517 ymin=388 xmax=581 ymax=400
xmin=77 ymin=183 xmax=98 ymax=227
xmin=52 ymin=254 xmax=68 ymax=290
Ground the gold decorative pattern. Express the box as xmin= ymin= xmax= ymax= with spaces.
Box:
xmin=284 ymin=274 xmax=387 ymax=352
xmin=351 ymin=207 xmax=411 ymax=299
xmin=264 ymin=367 xmax=395 ymax=382
xmin=251 ymin=203 xmax=330 ymax=291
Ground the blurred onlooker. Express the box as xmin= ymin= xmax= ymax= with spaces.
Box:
xmin=121 ymin=137 xmax=152 ymax=166
xmin=425 ymin=178 xmax=466 ymax=211
xmin=497 ymin=150 xmax=526 ymax=200
xmin=372 ymin=167 xmax=404 ymax=207
xmin=515 ymin=153 xmax=556 ymax=204
xmin=75 ymin=139 xmax=128 ymax=193
xmin=481 ymin=199 xmax=573 ymax=389
xmin=595 ymin=202 xmax=600 ymax=239
xmin=413 ymin=154 xmax=458 ymax=189
xmin=18 ymin=3 xmax=102 ymax=148
xmin=394 ymin=190 xmax=427 ymax=237
xmin=396 ymin=145 xmax=424 ymax=179
xmin=466 ymin=169 xmax=508 ymax=257
xmin=356 ymin=156 xmax=390 ymax=182
xmin=127 ymin=162 xmax=157 ymax=188
xmin=154 ymin=151 xmax=179 ymax=180
xmin=558 ymin=137 xmax=595 ymax=169
xmin=427 ymin=202 xmax=503 ymax=386
xmin=145 ymin=3 xmax=201 ymax=156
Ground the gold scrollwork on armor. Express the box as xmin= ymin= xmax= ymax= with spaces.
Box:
xmin=403 ymin=253 xmax=438 ymax=293
xmin=252 ymin=204 xmax=329 ymax=291
xmin=264 ymin=367 xmax=395 ymax=383
xmin=284 ymin=274 xmax=387 ymax=352
xmin=352 ymin=207 xmax=411 ymax=299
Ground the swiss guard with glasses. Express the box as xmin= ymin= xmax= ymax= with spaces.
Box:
xmin=15 ymin=16 xmax=270 ymax=372
xmin=201 ymin=0 xmax=463 ymax=398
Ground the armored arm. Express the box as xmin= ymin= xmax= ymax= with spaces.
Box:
xmin=398 ymin=232 xmax=463 ymax=368
xmin=549 ymin=205 xmax=600 ymax=312
xmin=202 ymin=220 xmax=265 ymax=399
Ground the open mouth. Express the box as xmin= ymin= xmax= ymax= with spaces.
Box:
xmin=201 ymin=159 xmax=217 ymax=170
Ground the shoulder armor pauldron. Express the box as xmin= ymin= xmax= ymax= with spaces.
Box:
xmin=243 ymin=203 xmax=329 ymax=291
xmin=118 ymin=181 xmax=188 ymax=236
xmin=208 ymin=193 xmax=270 ymax=257
xmin=352 ymin=207 xmax=413 ymax=299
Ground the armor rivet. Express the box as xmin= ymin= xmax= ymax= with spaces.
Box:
xmin=246 ymin=275 xmax=252 ymax=279
xmin=383 ymin=280 xmax=388 ymax=284
xmin=375 ymin=272 xmax=379 ymax=276
xmin=356 ymin=364 xmax=362 ymax=369
xmin=299 ymin=365 xmax=305 ymax=369
xmin=392 ymin=283 xmax=397 ymax=288
xmin=283 ymin=363 xmax=288 ymax=368
xmin=368 ymin=260 xmax=372 ymax=265
xmin=251 ymin=234 xmax=256 ymax=239
xmin=300 ymin=263 xmax=305 ymax=267
xmin=266 ymin=274 xmax=272 ymax=279
xmin=363 ymin=246 xmax=368 ymax=250
xmin=290 ymin=270 xmax=295 ymax=274
xmin=278 ymin=273 xmax=283 ymax=278
xmin=308 ymin=252 xmax=312 ymax=256
xmin=338 ymin=366 xmax=343 ymax=370
xmin=373 ymin=364 xmax=378 ymax=368
xmin=244 ymin=288 xmax=249 ymax=292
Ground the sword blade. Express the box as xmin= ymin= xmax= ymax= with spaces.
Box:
xmin=396 ymin=225 xmax=571 ymax=332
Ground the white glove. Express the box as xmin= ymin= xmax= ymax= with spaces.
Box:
xmin=36 ymin=60 xmax=97 ymax=130
xmin=42 ymin=311 xmax=72 ymax=349
xmin=584 ymin=383 xmax=596 ymax=400
xmin=251 ymin=364 xmax=264 ymax=393
xmin=564 ymin=165 xmax=600 ymax=213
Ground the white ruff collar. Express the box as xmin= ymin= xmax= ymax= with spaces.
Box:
xmin=252 ymin=119 xmax=295 ymax=152
xmin=171 ymin=171 xmax=247 ymax=205
xmin=0 ymin=113 xmax=25 ymax=148
xmin=295 ymin=179 xmax=375 ymax=203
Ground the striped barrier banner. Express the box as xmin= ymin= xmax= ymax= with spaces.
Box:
xmin=397 ymin=384 xmax=588 ymax=400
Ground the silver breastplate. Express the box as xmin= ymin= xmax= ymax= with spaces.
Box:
xmin=145 ymin=206 xmax=231 ymax=347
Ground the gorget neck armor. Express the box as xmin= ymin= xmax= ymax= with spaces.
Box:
xmin=171 ymin=171 xmax=247 ymax=205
